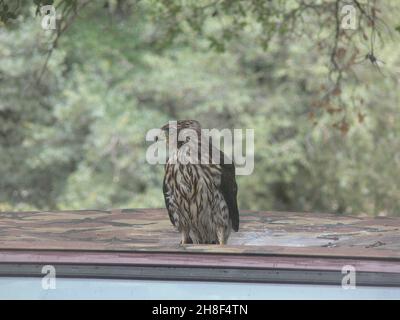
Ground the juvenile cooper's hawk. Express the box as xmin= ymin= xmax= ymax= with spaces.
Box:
xmin=160 ymin=120 xmax=239 ymax=245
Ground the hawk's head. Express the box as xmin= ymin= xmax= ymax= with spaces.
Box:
xmin=158 ymin=120 xmax=201 ymax=145
xmin=160 ymin=120 xmax=201 ymax=134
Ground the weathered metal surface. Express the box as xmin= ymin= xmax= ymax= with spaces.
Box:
xmin=0 ymin=209 xmax=400 ymax=259
xmin=0 ymin=250 xmax=399 ymax=273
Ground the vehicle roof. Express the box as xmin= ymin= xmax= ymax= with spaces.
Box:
xmin=0 ymin=208 xmax=399 ymax=259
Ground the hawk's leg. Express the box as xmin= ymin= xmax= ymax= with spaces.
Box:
xmin=217 ymin=224 xmax=231 ymax=245
xmin=216 ymin=226 xmax=227 ymax=245
xmin=180 ymin=232 xmax=193 ymax=245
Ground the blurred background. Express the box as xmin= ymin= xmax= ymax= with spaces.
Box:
xmin=0 ymin=0 xmax=399 ymax=216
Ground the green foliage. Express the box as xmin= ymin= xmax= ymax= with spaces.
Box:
xmin=0 ymin=1 xmax=399 ymax=216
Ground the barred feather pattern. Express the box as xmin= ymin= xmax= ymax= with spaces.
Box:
xmin=164 ymin=146 xmax=232 ymax=245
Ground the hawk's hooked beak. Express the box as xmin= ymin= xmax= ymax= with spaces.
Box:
xmin=156 ymin=127 xmax=169 ymax=143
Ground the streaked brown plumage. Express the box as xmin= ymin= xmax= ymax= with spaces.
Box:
xmin=161 ymin=120 xmax=239 ymax=245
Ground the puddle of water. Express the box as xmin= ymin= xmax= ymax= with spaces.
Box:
xmin=231 ymin=231 xmax=335 ymax=247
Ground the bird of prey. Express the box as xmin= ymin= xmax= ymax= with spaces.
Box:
xmin=160 ymin=120 xmax=239 ymax=245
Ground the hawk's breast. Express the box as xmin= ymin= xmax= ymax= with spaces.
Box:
xmin=165 ymin=154 xmax=229 ymax=242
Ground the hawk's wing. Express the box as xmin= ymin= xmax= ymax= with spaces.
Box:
xmin=163 ymin=171 xmax=177 ymax=227
xmin=219 ymin=151 xmax=240 ymax=232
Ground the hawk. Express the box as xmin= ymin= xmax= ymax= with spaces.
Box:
xmin=160 ymin=120 xmax=239 ymax=245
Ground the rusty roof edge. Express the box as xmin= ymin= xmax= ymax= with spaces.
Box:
xmin=1 ymin=245 xmax=400 ymax=262
xmin=1 ymin=249 xmax=400 ymax=274
xmin=2 ymin=241 xmax=400 ymax=260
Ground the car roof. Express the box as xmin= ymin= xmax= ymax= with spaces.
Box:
xmin=0 ymin=208 xmax=399 ymax=259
